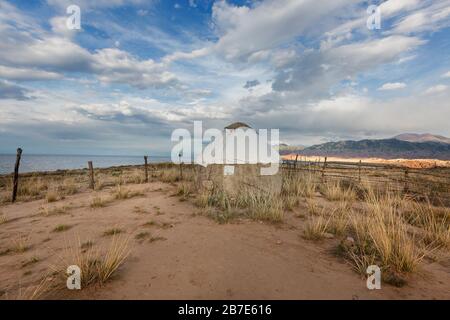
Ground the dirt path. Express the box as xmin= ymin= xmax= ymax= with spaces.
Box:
xmin=0 ymin=182 xmax=449 ymax=299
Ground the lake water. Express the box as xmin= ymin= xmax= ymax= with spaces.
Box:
xmin=0 ymin=154 xmax=171 ymax=174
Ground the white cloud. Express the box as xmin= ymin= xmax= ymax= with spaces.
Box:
xmin=397 ymin=55 xmax=417 ymax=64
xmin=379 ymin=0 xmax=422 ymax=16
xmin=211 ymin=0 xmax=355 ymax=61
xmin=271 ymin=35 xmax=423 ymax=97
xmin=0 ymin=66 xmax=62 ymax=81
xmin=442 ymin=71 xmax=450 ymax=78
xmin=1 ymin=0 xmax=449 ymax=152
xmin=91 ymin=48 xmax=179 ymax=89
xmin=378 ymin=82 xmax=407 ymax=91
xmin=50 ymin=16 xmax=78 ymax=38
xmin=392 ymin=0 xmax=450 ymax=34
xmin=137 ymin=9 xmax=148 ymax=16
xmin=0 ymin=10 xmax=180 ymax=89
xmin=46 ymin=0 xmax=147 ymax=10
xmin=425 ymin=84 xmax=448 ymax=95
xmin=0 ymin=80 xmax=32 ymax=100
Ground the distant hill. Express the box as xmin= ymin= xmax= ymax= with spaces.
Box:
xmin=292 ymin=139 xmax=450 ymax=160
xmin=393 ymin=133 xmax=450 ymax=144
xmin=279 ymin=144 xmax=305 ymax=153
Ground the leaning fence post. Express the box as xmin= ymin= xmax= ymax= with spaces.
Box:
xmin=322 ymin=156 xmax=327 ymax=180
xmin=88 ymin=161 xmax=95 ymax=190
xmin=12 ymin=148 xmax=22 ymax=203
xmin=144 ymin=156 xmax=149 ymax=183
xmin=294 ymin=154 xmax=299 ymax=170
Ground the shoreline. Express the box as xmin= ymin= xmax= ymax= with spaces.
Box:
xmin=0 ymin=162 xmax=175 ymax=178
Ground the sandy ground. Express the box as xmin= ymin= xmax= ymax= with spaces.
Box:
xmin=0 ymin=181 xmax=449 ymax=300
xmin=282 ymin=154 xmax=450 ymax=169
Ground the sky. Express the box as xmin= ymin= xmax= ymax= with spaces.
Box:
xmin=0 ymin=0 xmax=449 ymax=155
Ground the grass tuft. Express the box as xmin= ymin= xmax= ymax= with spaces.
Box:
xmin=303 ymin=216 xmax=330 ymax=241
xmin=51 ymin=236 xmax=130 ymax=289
xmin=103 ymin=228 xmax=123 ymax=237
xmin=53 ymin=224 xmax=72 ymax=233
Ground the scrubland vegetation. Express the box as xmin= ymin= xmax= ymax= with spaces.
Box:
xmin=0 ymin=162 xmax=449 ymax=298
xmin=184 ymin=166 xmax=449 ymax=286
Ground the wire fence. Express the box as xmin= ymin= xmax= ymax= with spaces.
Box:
xmin=282 ymin=158 xmax=450 ymax=205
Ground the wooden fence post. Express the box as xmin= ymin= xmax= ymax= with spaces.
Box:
xmin=294 ymin=154 xmax=299 ymax=170
xmin=144 ymin=156 xmax=149 ymax=183
xmin=179 ymin=162 xmax=183 ymax=180
xmin=11 ymin=148 xmax=22 ymax=203
xmin=404 ymin=168 xmax=409 ymax=192
xmin=358 ymin=160 xmax=362 ymax=182
xmin=322 ymin=156 xmax=327 ymax=180
xmin=178 ymin=153 xmax=183 ymax=180
xmin=88 ymin=161 xmax=95 ymax=190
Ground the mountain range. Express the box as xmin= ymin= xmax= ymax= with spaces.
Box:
xmin=281 ymin=134 xmax=450 ymax=160
xmin=392 ymin=133 xmax=450 ymax=144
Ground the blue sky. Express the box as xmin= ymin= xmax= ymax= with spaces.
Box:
xmin=0 ymin=0 xmax=449 ymax=155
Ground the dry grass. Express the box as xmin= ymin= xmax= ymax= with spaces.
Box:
xmin=8 ymin=277 xmax=52 ymax=300
xmin=306 ymin=199 xmax=321 ymax=216
xmin=21 ymin=256 xmax=40 ymax=268
xmin=320 ymin=180 xmax=356 ymax=202
xmin=59 ymin=178 xmax=78 ymax=195
xmin=51 ymin=235 xmax=130 ymax=290
xmin=0 ymin=212 xmax=8 ymax=225
xmin=142 ymin=220 xmax=156 ymax=227
xmin=90 ymin=196 xmax=112 ymax=208
xmin=283 ymin=195 xmax=299 ymax=211
xmin=342 ymin=189 xmax=428 ymax=275
xmin=159 ymin=168 xmax=180 ymax=183
xmin=303 ymin=216 xmax=331 ymax=240
xmin=38 ymin=205 xmax=70 ymax=217
xmin=246 ymin=193 xmax=284 ymax=222
xmin=149 ymin=236 xmax=167 ymax=243
xmin=112 ymin=185 xmax=143 ymax=200
xmin=176 ymin=182 xmax=193 ymax=200
xmin=202 ymin=185 xmax=232 ymax=212
xmin=12 ymin=235 xmax=31 ymax=253
xmin=194 ymin=190 xmax=209 ymax=208
xmin=53 ymin=224 xmax=72 ymax=233
xmin=17 ymin=177 xmax=48 ymax=199
xmin=135 ymin=231 xmax=150 ymax=240
xmin=103 ymin=228 xmax=123 ymax=237
xmin=46 ymin=191 xmax=58 ymax=203
xmin=327 ymin=217 xmax=348 ymax=236
xmin=204 ymin=207 xmax=239 ymax=224
xmin=299 ymin=174 xmax=318 ymax=198
xmin=401 ymin=200 xmax=450 ymax=249
xmin=282 ymin=172 xmax=317 ymax=198
xmin=80 ymin=240 xmax=94 ymax=250
xmin=116 ymin=169 xmax=146 ymax=185
xmin=234 ymin=185 xmax=284 ymax=222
